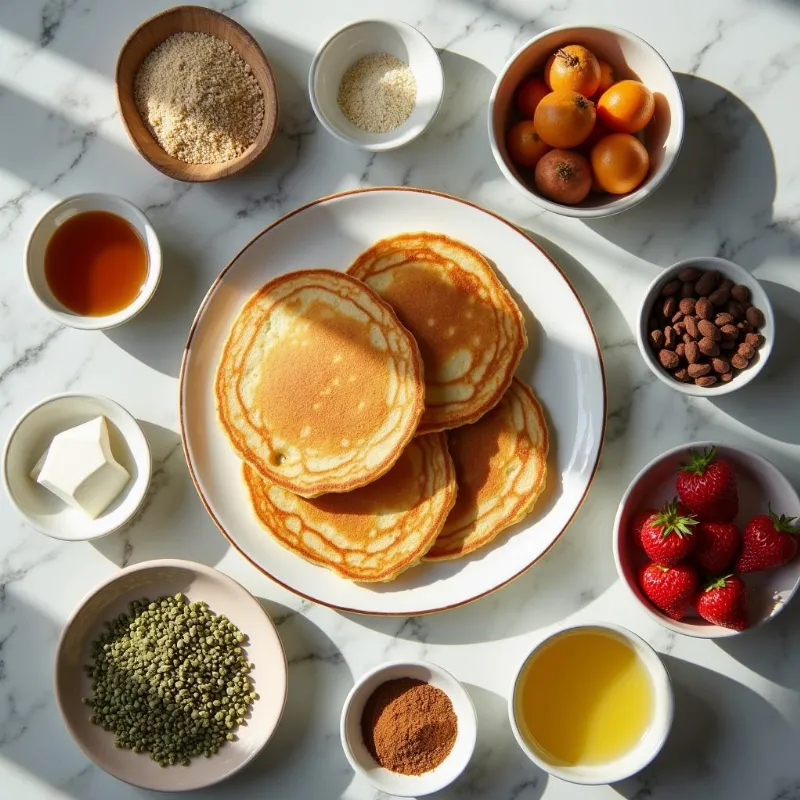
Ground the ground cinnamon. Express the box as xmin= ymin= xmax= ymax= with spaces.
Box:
xmin=360 ymin=677 xmax=458 ymax=775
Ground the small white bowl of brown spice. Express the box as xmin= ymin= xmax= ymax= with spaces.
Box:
xmin=310 ymin=19 xmax=444 ymax=151
xmin=340 ymin=660 xmax=477 ymax=796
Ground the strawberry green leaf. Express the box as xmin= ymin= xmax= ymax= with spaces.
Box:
xmin=703 ymin=575 xmax=733 ymax=592
xmin=654 ymin=498 xmax=699 ymax=539
xmin=680 ymin=446 xmax=716 ymax=476
xmin=768 ymin=504 xmax=800 ymax=534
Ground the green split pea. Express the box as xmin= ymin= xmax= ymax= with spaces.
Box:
xmin=83 ymin=592 xmax=257 ymax=767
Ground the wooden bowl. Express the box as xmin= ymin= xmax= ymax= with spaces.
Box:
xmin=116 ymin=5 xmax=279 ymax=182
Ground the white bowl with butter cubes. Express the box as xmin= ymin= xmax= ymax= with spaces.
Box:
xmin=3 ymin=393 xmax=152 ymax=540
xmin=309 ymin=19 xmax=444 ymax=151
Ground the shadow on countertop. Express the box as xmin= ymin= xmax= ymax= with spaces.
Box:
xmin=710 ymin=280 xmax=800 ymax=447
xmin=437 ymin=683 xmax=548 ymax=800
xmin=714 ymin=575 xmax=800 ymax=690
xmin=208 ymin=598 xmax=354 ymax=800
xmin=103 ymin=243 xmax=201 ymax=379
xmin=585 ymin=74 xmax=788 ymax=269
xmin=613 ymin=653 xmax=793 ymax=799
xmin=91 ymin=421 xmax=229 ymax=569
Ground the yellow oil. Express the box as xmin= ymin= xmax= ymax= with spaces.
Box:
xmin=516 ymin=629 xmax=653 ymax=766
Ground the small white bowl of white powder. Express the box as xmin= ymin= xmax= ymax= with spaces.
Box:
xmin=309 ymin=19 xmax=444 ymax=151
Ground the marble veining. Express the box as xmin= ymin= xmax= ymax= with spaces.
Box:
xmin=0 ymin=0 xmax=799 ymax=798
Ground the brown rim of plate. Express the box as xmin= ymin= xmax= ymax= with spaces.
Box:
xmin=178 ymin=186 xmax=608 ymax=616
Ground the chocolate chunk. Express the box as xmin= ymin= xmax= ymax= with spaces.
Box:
xmin=746 ymin=306 xmax=765 ymax=328
xmin=695 ymin=298 xmax=714 ymax=320
xmin=679 ymin=297 xmax=696 ymax=315
xmin=695 ymin=375 xmax=718 ymax=387
xmin=688 ymin=362 xmax=712 ymax=378
xmin=745 ymin=332 xmax=765 ymax=349
xmin=711 ymin=357 xmax=731 ymax=374
xmin=737 ymin=342 xmax=756 ymax=360
xmin=697 ymin=319 xmax=721 ymax=341
xmin=714 ymin=313 xmax=734 ymax=327
xmin=726 ymin=300 xmax=745 ymax=320
xmin=659 ymin=349 xmax=680 ymax=369
xmin=731 ymin=353 xmax=749 ymax=369
xmin=730 ymin=284 xmax=750 ymax=303
xmin=695 ymin=271 xmax=720 ymax=296
xmin=698 ymin=337 xmax=720 ymax=357
xmin=708 ymin=285 xmax=731 ymax=306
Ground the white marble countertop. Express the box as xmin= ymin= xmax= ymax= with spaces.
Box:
xmin=1 ymin=0 xmax=799 ymax=798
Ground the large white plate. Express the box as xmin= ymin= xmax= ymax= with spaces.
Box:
xmin=180 ymin=188 xmax=606 ymax=615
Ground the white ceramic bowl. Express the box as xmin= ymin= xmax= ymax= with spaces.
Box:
xmin=509 ymin=623 xmax=674 ymax=784
xmin=3 ymin=393 xmax=152 ymax=541
xmin=488 ymin=25 xmax=684 ymax=218
xmin=25 ymin=193 xmax=162 ymax=330
xmin=309 ymin=19 xmax=444 ymax=151
xmin=613 ymin=442 xmax=800 ymax=638
xmin=55 ymin=559 xmax=288 ymax=792
xmin=340 ymin=660 xmax=477 ymax=796
xmin=637 ymin=256 xmax=774 ymax=396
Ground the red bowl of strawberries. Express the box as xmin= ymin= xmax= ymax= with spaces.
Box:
xmin=613 ymin=442 xmax=800 ymax=638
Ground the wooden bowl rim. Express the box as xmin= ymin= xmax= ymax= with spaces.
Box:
xmin=115 ymin=4 xmax=279 ymax=183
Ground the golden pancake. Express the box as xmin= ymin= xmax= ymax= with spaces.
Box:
xmin=216 ymin=269 xmax=424 ymax=498
xmin=243 ymin=433 xmax=456 ymax=582
xmin=426 ymin=377 xmax=548 ymax=561
xmin=348 ymin=232 xmax=527 ymax=434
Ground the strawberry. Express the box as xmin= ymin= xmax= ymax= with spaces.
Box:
xmin=675 ymin=446 xmax=738 ymax=522
xmin=693 ymin=522 xmax=740 ymax=574
xmin=631 ymin=507 xmax=658 ymax=548
xmin=695 ymin=575 xmax=748 ymax=630
xmin=640 ymin=499 xmax=698 ymax=566
xmin=734 ymin=507 xmax=800 ymax=573
xmin=639 ymin=562 xmax=699 ymax=620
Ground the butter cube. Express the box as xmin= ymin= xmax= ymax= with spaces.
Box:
xmin=33 ymin=416 xmax=130 ymax=519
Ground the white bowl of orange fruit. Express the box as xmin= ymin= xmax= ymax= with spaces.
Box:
xmin=489 ymin=25 xmax=684 ymax=218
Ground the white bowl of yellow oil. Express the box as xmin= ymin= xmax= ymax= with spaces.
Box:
xmin=509 ymin=623 xmax=673 ymax=784
xmin=25 ymin=193 xmax=162 ymax=330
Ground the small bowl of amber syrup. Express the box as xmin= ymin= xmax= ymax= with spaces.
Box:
xmin=25 ymin=193 xmax=162 ymax=330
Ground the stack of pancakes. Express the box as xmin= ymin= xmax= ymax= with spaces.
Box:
xmin=215 ymin=232 xmax=549 ymax=582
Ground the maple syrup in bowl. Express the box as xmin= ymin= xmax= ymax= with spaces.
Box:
xmin=26 ymin=194 xmax=162 ymax=330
